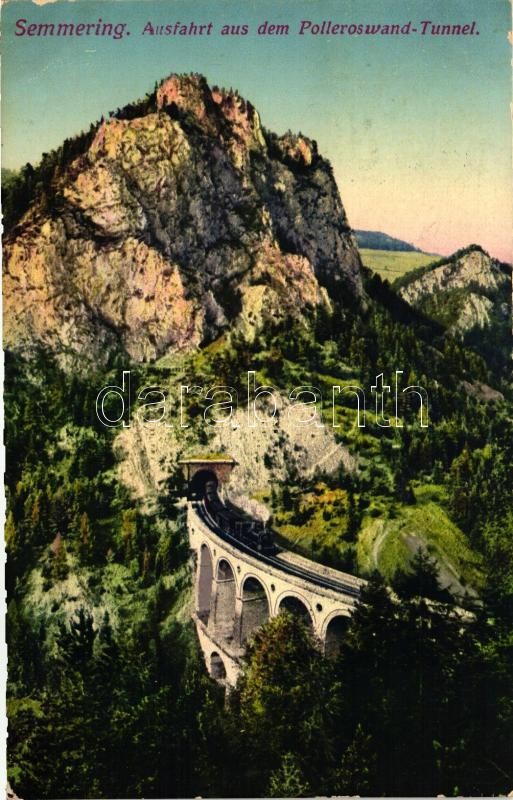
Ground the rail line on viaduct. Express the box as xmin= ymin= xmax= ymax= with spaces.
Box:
xmin=180 ymin=456 xmax=364 ymax=686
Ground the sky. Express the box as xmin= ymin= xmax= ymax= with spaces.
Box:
xmin=1 ymin=0 xmax=512 ymax=261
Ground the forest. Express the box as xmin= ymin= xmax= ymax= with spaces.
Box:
xmin=5 ymin=257 xmax=513 ymax=797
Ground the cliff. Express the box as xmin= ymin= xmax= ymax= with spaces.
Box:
xmin=396 ymin=246 xmax=511 ymax=370
xmin=3 ymin=73 xmax=362 ymax=364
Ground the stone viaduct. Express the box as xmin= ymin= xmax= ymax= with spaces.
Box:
xmin=180 ymin=456 xmax=364 ymax=686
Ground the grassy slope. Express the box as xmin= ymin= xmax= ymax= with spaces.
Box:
xmin=250 ymin=361 xmax=482 ymax=593
xmin=250 ymin=357 xmax=484 ymax=593
xmin=267 ymin=479 xmax=484 ymax=594
xmin=360 ymin=248 xmax=439 ymax=282
xmin=357 ymin=484 xmax=484 ymax=592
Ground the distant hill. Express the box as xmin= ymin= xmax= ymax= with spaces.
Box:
xmin=396 ymin=244 xmax=512 ymax=375
xmin=355 ymin=230 xmax=420 ymax=252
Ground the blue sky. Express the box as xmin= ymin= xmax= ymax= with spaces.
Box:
xmin=2 ymin=0 xmax=511 ymax=260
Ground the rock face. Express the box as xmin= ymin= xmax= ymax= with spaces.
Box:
xmin=398 ymin=245 xmax=511 ymax=372
xmin=398 ymin=246 xmax=510 ymax=335
xmin=3 ymin=73 xmax=362 ymax=364
xmin=115 ymin=398 xmax=355 ymax=510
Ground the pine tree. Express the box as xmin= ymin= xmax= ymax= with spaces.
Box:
xmin=235 ymin=612 xmax=334 ymax=789
xmin=141 ymin=546 xmax=151 ymax=584
xmin=268 ymin=752 xmax=310 ymax=797
xmin=392 ymin=549 xmax=452 ymax=602
xmin=51 ymin=534 xmax=69 ymax=582
xmin=333 ymin=724 xmax=376 ymax=795
xmin=77 ymin=512 xmax=93 ymax=563
xmin=5 ymin=511 xmax=18 ymax=555
xmin=121 ymin=509 xmax=137 ymax=561
xmin=57 ymin=607 xmax=97 ymax=670
xmin=346 ymin=489 xmax=361 ymax=541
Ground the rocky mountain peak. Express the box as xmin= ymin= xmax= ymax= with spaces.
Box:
xmin=3 ymin=72 xmax=362 ymax=365
xmin=397 ymin=245 xmax=511 ymax=371
xmin=156 ymin=73 xmax=266 ymax=160
xmin=399 ymin=246 xmax=507 ymax=307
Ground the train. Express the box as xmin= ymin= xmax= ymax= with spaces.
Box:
xmin=203 ymin=480 xmax=277 ymax=555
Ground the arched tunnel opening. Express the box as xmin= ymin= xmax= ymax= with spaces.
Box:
xmin=189 ymin=469 xmax=218 ymax=500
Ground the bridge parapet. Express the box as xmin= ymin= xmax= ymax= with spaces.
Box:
xmin=275 ymin=549 xmax=362 ymax=591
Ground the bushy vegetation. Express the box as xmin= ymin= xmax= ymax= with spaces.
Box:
xmin=5 ymin=256 xmax=513 ymax=796
xmin=219 ymin=575 xmax=513 ymax=797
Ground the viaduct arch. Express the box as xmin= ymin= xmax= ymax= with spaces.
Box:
xmin=182 ymin=456 xmax=364 ymax=686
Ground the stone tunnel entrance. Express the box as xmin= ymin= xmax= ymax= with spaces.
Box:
xmin=178 ymin=456 xmax=238 ymax=499
xmin=189 ymin=469 xmax=218 ymax=499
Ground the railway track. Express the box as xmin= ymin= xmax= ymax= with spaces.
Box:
xmin=193 ymin=498 xmax=361 ymax=599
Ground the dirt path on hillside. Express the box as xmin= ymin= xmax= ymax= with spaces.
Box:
xmin=372 ymin=522 xmax=388 ymax=568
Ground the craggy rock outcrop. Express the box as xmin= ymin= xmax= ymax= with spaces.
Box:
xmin=4 ymin=73 xmax=362 ymax=364
xmin=398 ymin=245 xmax=511 ymax=372
xmin=399 ymin=246 xmax=510 ymax=335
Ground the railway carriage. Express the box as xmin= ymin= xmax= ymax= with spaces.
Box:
xmin=203 ymin=480 xmax=276 ymax=554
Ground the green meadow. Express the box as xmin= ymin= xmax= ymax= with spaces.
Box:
xmin=360 ymin=248 xmax=439 ymax=281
